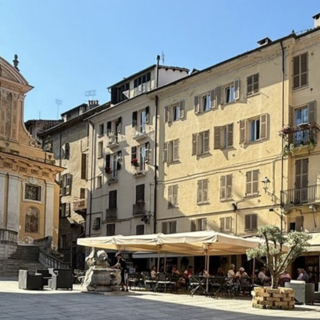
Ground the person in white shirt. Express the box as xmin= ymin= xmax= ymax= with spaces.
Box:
xmin=258 ymin=266 xmax=270 ymax=285
xmin=227 ymin=264 xmax=236 ymax=278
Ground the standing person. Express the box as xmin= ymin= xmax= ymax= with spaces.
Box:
xmin=112 ymin=252 xmax=128 ymax=291
xmin=150 ymin=265 xmax=157 ymax=279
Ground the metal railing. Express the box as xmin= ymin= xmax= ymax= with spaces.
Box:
xmin=281 ymin=184 xmax=320 ymax=207
xmin=106 ymin=208 xmax=117 ymax=219
xmin=133 ymin=203 xmax=145 ymax=216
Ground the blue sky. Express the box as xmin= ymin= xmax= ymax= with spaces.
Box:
xmin=0 ymin=0 xmax=318 ymax=120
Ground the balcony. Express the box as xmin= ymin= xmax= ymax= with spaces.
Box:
xmin=73 ymin=199 xmax=87 ymax=211
xmin=132 ymin=130 xmax=148 ymax=141
xmin=105 ymin=208 xmax=117 ymax=220
xmin=281 ymin=184 xmax=320 ymax=207
xmin=133 ymin=202 xmax=145 ymax=216
xmin=107 ymin=134 xmax=119 ymax=149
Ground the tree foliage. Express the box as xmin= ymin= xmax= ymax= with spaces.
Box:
xmin=247 ymin=225 xmax=311 ymax=288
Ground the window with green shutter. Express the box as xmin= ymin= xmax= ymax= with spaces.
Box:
xmin=293 ymin=52 xmax=308 ymax=89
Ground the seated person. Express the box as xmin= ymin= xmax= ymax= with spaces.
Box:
xmin=216 ymin=267 xmax=225 ymax=277
xmin=150 ymin=265 xmax=157 ymax=279
xmin=258 ymin=267 xmax=270 ymax=285
xmin=227 ymin=264 xmax=236 ymax=278
xmin=235 ymin=267 xmax=249 ymax=278
xmin=279 ymin=270 xmax=291 ymax=286
xmin=184 ymin=265 xmax=194 ymax=281
xmin=297 ymin=268 xmax=309 ymax=282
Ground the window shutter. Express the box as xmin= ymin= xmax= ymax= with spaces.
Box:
xmin=227 ymin=123 xmax=233 ymax=147
xmin=192 ymin=134 xmax=197 ymax=156
xmin=132 ymin=111 xmax=138 ymax=127
xmin=202 ymin=218 xmax=207 ymax=231
xmin=289 ymin=107 xmax=294 ymax=126
xmin=145 ymin=142 xmax=151 ymax=163
xmin=204 ymin=130 xmax=210 ymax=152
xmin=105 ymin=154 xmax=111 ymax=168
xmin=173 ymin=185 xmax=178 ymax=206
xmin=210 ymin=89 xmax=216 ymax=109
xmin=197 ymin=180 xmax=202 ymax=203
xmin=162 ymin=222 xmax=168 ymax=234
xmin=194 ymin=95 xmax=200 ymax=114
xmin=293 ymin=55 xmax=300 ymax=89
xmin=226 ymin=174 xmax=232 ymax=199
xmin=252 ymin=214 xmax=258 ymax=230
xmin=252 ymin=170 xmax=259 ymax=194
xmin=220 ymin=218 xmax=225 ymax=231
xmin=308 ymin=101 xmax=316 ymax=124
xmin=117 ymin=117 xmax=122 ymax=133
xmin=167 ymin=141 xmax=173 ymax=163
xmin=260 ymin=114 xmax=268 ymax=140
xmin=220 ymin=176 xmax=226 ymax=200
xmin=171 ymin=221 xmax=177 ymax=233
xmin=301 ymin=53 xmax=308 ymax=86
xmin=214 ymin=127 xmax=221 ymax=150
xmin=253 ymin=74 xmax=259 ymax=93
xmin=295 ymin=160 xmax=301 ymax=188
xmin=131 ymin=146 xmax=137 ymax=160
xmin=179 ymin=100 xmax=185 ymax=119
xmin=226 ymin=217 xmax=231 ymax=231
xmin=191 ymin=220 xmax=196 ymax=232
xmin=81 ymin=153 xmax=87 ymax=179
xmin=164 ymin=106 xmax=169 ymax=123
xmin=107 ymin=121 xmax=112 ymax=136
xmin=246 ymin=171 xmax=252 ymax=195
xmin=173 ymin=139 xmax=179 ymax=161
xmin=203 ymin=179 xmax=208 ymax=202
xmin=145 ymin=106 xmax=150 ymax=123
xmin=168 ymin=185 xmax=173 ymax=206
xmin=239 ymin=119 xmax=246 ymax=144
xmin=247 ymin=75 xmax=253 ymax=95
xmin=234 ymin=79 xmax=240 ymax=100
xmin=215 ymin=87 xmax=221 ymax=106
xmin=163 ymin=142 xmax=168 ymax=162
xmin=245 ymin=215 xmax=251 ymax=230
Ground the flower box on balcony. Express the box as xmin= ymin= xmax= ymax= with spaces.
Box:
xmin=105 ymin=167 xmax=112 ymax=174
xmin=131 ymin=158 xmax=139 ymax=167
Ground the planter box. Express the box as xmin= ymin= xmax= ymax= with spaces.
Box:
xmin=252 ymin=287 xmax=295 ymax=310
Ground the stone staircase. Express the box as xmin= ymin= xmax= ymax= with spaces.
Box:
xmin=0 ymin=245 xmax=44 ymax=278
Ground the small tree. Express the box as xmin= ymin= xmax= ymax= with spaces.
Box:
xmin=247 ymin=225 xmax=311 ymax=288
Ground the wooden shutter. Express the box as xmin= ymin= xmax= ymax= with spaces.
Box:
xmin=226 ymin=217 xmax=231 ymax=231
xmin=192 ymin=134 xmax=197 ymax=155
xmin=247 ymin=75 xmax=253 ymax=95
xmin=168 ymin=185 xmax=173 ymax=206
xmin=300 ymin=52 xmax=308 ymax=87
xmin=107 ymin=121 xmax=112 ymax=135
xmin=173 ymin=185 xmax=178 ymax=206
xmin=173 ymin=139 xmax=179 ymax=161
xmin=293 ymin=55 xmax=300 ymax=89
xmin=179 ymin=100 xmax=185 ymax=119
xmin=167 ymin=141 xmax=173 ymax=163
xmin=164 ymin=106 xmax=169 ymax=123
xmin=215 ymin=87 xmax=221 ymax=106
xmin=163 ymin=142 xmax=168 ymax=162
xmin=162 ymin=222 xmax=168 ymax=234
xmin=253 ymin=74 xmax=259 ymax=93
xmin=214 ymin=127 xmax=221 ymax=150
xmin=170 ymin=221 xmax=177 ymax=233
xmin=260 ymin=114 xmax=268 ymax=140
xmin=204 ymin=130 xmax=210 ymax=152
xmin=220 ymin=218 xmax=225 ymax=231
xmin=191 ymin=220 xmax=196 ymax=232
xmin=197 ymin=180 xmax=202 ymax=203
xmin=246 ymin=171 xmax=252 ymax=195
xmin=210 ymin=89 xmax=216 ymax=109
xmin=145 ymin=106 xmax=150 ymax=123
xmin=203 ymin=179 xmax=208 ymax=202
xmin=252 ymin=170 xmax=259 ymax=194
xmin=132 ymin=111 xmax=138 ymax=127
xmin=226 ymin=174 xmax=232 ymax=199
xmin=239 ymin=119 xmax=246 ymax=144
xmin=227 ymin=123 xmax=233 ymax=147
xmin=245 ymin=215 xmax=251 ymax=230
xmin=145 ymin=142 xmax=151 ymax=162
xmin=194 ymin=95 xmax=200 ymax=114
xmin=234 ymin=79 xmax=240 ymax=100
xmin=131 ymin=146 xmax=137 ymax=160
xmin=81 ymin=153 xmax=87 ymax=179
xmin=116 ymin=117 xmax=122 ymax=133
xmin=252 ymin=214 xmax=258 ymax=229
xmin=289 ymin=106 xmax=294 ymax=126
xmin=220 ymin=176 xmax=226 ymax=200
xmin=308 ymin=101 xmax=316 ymax=124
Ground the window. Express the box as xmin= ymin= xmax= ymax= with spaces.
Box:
xmin=131 ymin=143 xmax=150 ymax=171
xmin=163 ymin=139 xmax=179 ymax=163
xmin=92 ymin=217 xmax=101 ymax=231
xmin=96 ymin=176 xmax=102 ymax=189
xmin=194 ymin=90 xmax=217 ymax=114
xmin=60 ymin=203 xmax=70 ymax=217
xmin=246 ymin=170 xmax=259 ymax=196
xmin=25 ymin=185 xmax=41 ymax=201
xmin=80 ymin=188 xmax=86 ymax=199
xmin=105 ymin=154 xmax=120 ymax=179
xmin=244 ymin=214 xmax=258 ymax=231
xmin=162 ymin=221 xmax=177 ymax=234
xmin=81 ymin=153 xmax=87 ymax=179
xmin=191 ymin=218 xmax=207 ymax=231
xmin=197 ymin=179 xmax=208 ymax=203
xmin=165 ymin=100 xmax=185 ymax=122
xmin=64 ymin=143 xmax=70 ymax=159
xmin=110 ymin=82 xmax=129 ymax=104
xmin=220 ymin=217 xmax=232 ymax=232
xmin=132 ymin=107 xmax=149 ymax=133
xmin=247 ymin=73 xmax=259 ymax=96
xmin=98 ymin=141 xmax=103 ymax=158
xmin=168 ymin=185 xmax=178 ymax=207
xmin=239 ymin=114 xmax=268 ymax=144
xmin=25 ymin=207 xmax=39 ymax=233
xmin=192 ymin=130 xmax=210 ymax=156
xmin=99 ymin=123 xmax=104 ymax=135
xmin=293 ymin=52 xmax=308 ymax=89
xmin=106 ymin=223 xmax=115 ymax=236
xmin=106 ymin=117 xmax=122 ymax=144
xmin=220 ymin=175 xmax=232 ymax=200
xmin=109 ymin=190 xmax=117 ymax=209
xmin=60 ymin=173 xmax=72 ymax=196
xmin=136 ymin=224 xmax=145 ymax=235
xmin=294 ymin=159 xmax=308 ymax=204
xmin=214 ymin=124 xmax=233 ymax=149
xmin=133 ymin=72 xmax=151 ymax=94
xmin=223 ymin=80 xmax=239 ymax=104
xmin=135 ymin=184 xmax=145 ymax=204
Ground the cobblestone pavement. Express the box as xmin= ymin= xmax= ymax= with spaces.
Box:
xmin=0 ymin=279 xmax=319 ymax=320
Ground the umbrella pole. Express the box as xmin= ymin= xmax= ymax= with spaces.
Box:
xmin=157 ymin=247 xmax=160 ymax=272
xmin=205 ymin=247 xmax=209 ymax=293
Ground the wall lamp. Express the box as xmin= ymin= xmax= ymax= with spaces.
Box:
xmin=261 ymin=177 xmax=271 ymax=193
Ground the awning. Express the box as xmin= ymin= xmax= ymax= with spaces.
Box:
xmin=305 ymin=233 xmax=320 ymax=252
xmin=132 ymin=252 xmax=189 ymax=259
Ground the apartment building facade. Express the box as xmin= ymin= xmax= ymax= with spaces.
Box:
xmin=86 ymin=64 xmax=188 ymax=238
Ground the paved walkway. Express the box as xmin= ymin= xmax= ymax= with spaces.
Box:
xmin=0 ymin=278 xmax=320 ymax=320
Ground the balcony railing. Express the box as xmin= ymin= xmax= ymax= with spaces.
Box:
xmin=106 ymin=208 xmax=117 ymax=220
xmin=281 ymin=184 xmax=320 ymax=207
xmin=133 ymin=203 xmax=145 ymax=216
xmin=0 ymin=229 xmax=18 ymax=244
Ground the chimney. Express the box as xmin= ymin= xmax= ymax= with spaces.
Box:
xmin=88 ymin=100 xmax=99 ymax=109
xmin=257 ymin=37 xmax=272 ymax=47
xmin=313 ymin=13 xmax=320 ymax=28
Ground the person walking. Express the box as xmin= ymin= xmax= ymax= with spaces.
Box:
xmin=112 ymin=252 xmax=129 ymax=291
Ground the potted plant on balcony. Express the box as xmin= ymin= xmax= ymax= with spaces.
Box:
xmin=105 ymin=166 xmax=112 ymax=174
xmin=131 ymin=158 xmax=139 ymax=167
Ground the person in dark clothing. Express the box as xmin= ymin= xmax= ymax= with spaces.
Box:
xmin=112 ymin=252 xmax=128 ymax=291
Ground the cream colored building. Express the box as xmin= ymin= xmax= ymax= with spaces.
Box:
xmin=0 ymin=55 xmax=63 ymax=254
xmin=86 ymin=63 xmax=188 ymax=238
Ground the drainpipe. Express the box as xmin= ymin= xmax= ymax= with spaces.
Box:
xmin=280 ymin=40 xmax=285 ymax=237
xmin=88 ymin=120 xmax=95 ymax=237
xmin=153 ymin=95 xmax=159 ymax=233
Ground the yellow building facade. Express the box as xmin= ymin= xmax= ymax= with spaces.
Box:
xmin=0 ymin=55 xmax=63 ymax=254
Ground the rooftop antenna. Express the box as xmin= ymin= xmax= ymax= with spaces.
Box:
xmin=85 ymin=90 xmax=96 ymax=102
xmin=161 ymin=51 xmax=165 ymax=64
xmin=55 ymin=99 xmax=62 ymax=119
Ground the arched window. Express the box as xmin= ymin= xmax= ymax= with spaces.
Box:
xmin=25 ymin=207 xmax=39 ymax=233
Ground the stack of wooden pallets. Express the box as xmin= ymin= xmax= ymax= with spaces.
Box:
xmin=251 ymin=287 xmax=295 ymax=310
